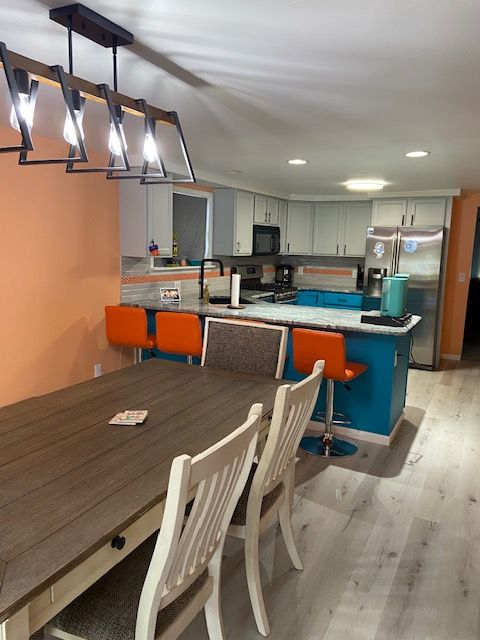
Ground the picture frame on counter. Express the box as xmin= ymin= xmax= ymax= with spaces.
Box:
xmin=160 ymin=287 xmax=181 ymax=303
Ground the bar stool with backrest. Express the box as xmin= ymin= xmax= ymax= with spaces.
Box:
xmin=201 ymin=318 xmax=288 ymax=379
xmin=292 ymin=328 xmax=368 ymax=457
xmin=155 ymin=312 xmax=203 ymax=364
xmin=105 ymin=305 xmax=156 ymax=363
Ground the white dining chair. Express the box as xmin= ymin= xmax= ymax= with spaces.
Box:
xmin=227 ymin=360 xmax=324 ymax=637
xmin=201 ymin=318 xmax=289 ymax=379
xmin=41 ymin=404 xmax=262 ymax=640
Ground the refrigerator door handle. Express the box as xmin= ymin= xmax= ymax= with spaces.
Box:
xmin=401 ymin=214 xmax=405 ymax=225
xmin=392 ymin=232 xmax=400 ymax=274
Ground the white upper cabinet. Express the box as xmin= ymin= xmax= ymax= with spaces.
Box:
xmin=254 ymin=194 xmax=279 ymax=224
xmin=371 ymin=199 xmax=408 ymax=226
xmin=372 ymin=197 xmax=447 ymax=227
xmin=408 ymin=198 xmax=447 ymax=226
xmin=278 ymin=199 xmax=288 ymax=253
xmin=254 ymin=194 xmax=268 ymax=224
xmin=120 ymin=182 xmax=173 ymax=257
xmin=286 ymin=202 xmax=312 ymax=254
xmin=235 ymin=191 xmax=255 ymax=255
xmin=213 ymin=189 xmax=254 ymax=256
xmin=312 ymin=203 xmax=343 ymax=255
xmin=267 ymin=197 xmax=279 ymax=225
xmin=312 ymin=201 xmax=371 ymax=256
xmin=343 ymin=202 xmax=372 ymax=256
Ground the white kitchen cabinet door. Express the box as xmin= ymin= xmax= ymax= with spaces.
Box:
xmin=278 ymin=199 xmax=288 ymax=253
xmin=408 ymin=198 xmax=446 ymax=226
xmin=235 ymin=190 xmax=255 ymax=255
xmin=312 ymin=203 xmax=343 ymax=255
xmin=343 ymin=202 xmax=372 ymax=256
xmin=148 ymin=185 xmax=173 ymax=257
xmin=286 ymin=202 xmax=312 ymax=254
xmin=267 ymin=197 xmax=279 ymax=225
xmin=371 ymin=199 xmax=407 ymax=226
xmin=120 ymin=181 xmax=173 ymax=257
xmin=254 ymin=194 xmax=268 ymax=224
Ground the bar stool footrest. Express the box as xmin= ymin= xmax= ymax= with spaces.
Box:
xmin=311 ymin=410 xmax=352 ymax=426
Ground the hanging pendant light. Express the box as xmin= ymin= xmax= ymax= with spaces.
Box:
xmin=66 ymin=35 xmax=129 ymax=174
xmin=0 ymin=41 xmax=38 ymax=154
xmin=63 ymin=88 xmax=84 ymax=145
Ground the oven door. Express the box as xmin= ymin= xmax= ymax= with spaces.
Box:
xmin=253 ymin=225 xmax=280 ymax=255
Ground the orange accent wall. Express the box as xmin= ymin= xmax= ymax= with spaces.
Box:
xmin=0 ymin=128 xmax=125 ymax=407
xmin=441 ymin=192 xmax=480 ymax=357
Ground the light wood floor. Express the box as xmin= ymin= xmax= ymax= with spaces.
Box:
xmin=180 ymin=359 xmax=480 ymax=640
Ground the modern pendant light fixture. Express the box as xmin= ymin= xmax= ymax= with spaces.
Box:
xmin=1 ymin=3 xmax=196 ymax=183
xmin=65 ymin=33 xmax=129 ymax=174
xmin=0 ymin=42 xmax=38 ymax=154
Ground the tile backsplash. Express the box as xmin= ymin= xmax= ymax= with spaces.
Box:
xmin=280 ymin=255 xmax=363 ymax=290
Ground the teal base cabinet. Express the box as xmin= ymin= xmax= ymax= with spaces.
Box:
xmin=297 ymin=289 xmax=363 ymax=310
xmin=283 ymin=329 xmax=410 ymax=437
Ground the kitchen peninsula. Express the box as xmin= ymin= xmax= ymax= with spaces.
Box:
xmin=126 ymin=295 xmax=421 ymax=444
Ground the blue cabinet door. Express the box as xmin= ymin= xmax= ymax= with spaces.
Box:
xmin=297 ymin=291 xmax=319 ymax=307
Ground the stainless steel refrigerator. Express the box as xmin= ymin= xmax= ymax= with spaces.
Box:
xmin=364 ymin=226 xmax=445 ymax=369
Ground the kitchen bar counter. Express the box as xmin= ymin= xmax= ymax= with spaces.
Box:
xmin=129 ymin=294 xmax=421 ymax=336
xmin=125 ymin=294 xmax=420 ymax=442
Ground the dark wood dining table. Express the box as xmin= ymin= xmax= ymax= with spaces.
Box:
xmin=0 ymin=358 xmax=284 ymax=639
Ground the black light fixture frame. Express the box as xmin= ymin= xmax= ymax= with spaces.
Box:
xmin=0 ymin=41 xmax=38 ymax=154
xmin=106 ymin=98 xmax=168 ymax=182
xmin=140 ymin=110 xmax=196 ymax=184
xmin=65 ymin=83 xmax=130 ymax=173
xmin=18 ymin=64 xmax=88 ymax=165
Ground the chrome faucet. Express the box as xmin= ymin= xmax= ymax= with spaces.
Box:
xmin=199 ymin=259 xmax=224 ymax=298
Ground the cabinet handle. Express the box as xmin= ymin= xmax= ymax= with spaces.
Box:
xmin=287 ymin=242 xmax=290 ymax=252
xmin=411 ymin=214 xmax=414 ymax=225
xmin=344 ymin=244 xmax=346 ymax=255
xmin=269 ymin=213 xmax=271 ymax=222
xmin=265 ymin=212 xmax=268 ymax=222
xmin=336 ymin=244 xmax=339 ymax=254
xmin=401 ymin=214 xmax=405 ymax=225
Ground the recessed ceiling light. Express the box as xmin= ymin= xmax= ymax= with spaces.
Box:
xmin=345 ymin=180 xmax=386 ymax=192
xmin=405 ymin=150 xmax=430 ymax=158
xmin=287 ymin=158 xmax=308 ymax=165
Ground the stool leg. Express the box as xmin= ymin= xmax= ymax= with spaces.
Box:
xmin=300 ymin=379 xmax=358 ymax=458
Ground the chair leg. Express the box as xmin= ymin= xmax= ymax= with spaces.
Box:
xmin=245 ymin=520 xmax=270 ymax=637
xmin=278 ymin=467 xmax=303 ymax=571
xmin=204 ymin=550 xmax=226 ymax=640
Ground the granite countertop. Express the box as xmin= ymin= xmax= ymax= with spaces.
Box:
xmin=130 ymin=291 xmax=421 ymax=336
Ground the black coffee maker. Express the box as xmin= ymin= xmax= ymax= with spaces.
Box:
xmin=275 ymin=264 xmax=294 ymax=284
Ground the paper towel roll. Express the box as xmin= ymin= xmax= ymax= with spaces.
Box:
xmin=231 ymin=273 xmax=241 ymax=307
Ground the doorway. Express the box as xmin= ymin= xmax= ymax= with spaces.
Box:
xmin=462 ymin=208 xmax=480 ymax=360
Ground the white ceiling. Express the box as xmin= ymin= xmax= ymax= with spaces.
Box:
xmin=1 ymin=0 xmax=480 ymax=196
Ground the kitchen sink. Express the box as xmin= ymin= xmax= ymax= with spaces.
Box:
xmin=208 ymin=296 xmax=253 ymax=305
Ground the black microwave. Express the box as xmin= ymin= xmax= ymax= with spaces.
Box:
xmin=252 ymin=225 xmax=281 ymax=255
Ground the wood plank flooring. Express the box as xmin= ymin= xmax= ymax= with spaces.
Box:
xmin=180 ymin=360 xmax=480 ymax=639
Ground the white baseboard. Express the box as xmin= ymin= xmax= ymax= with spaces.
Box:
xmin=440 ymin=353 xmax=461 ymax=361
xmin=307 ymin=411 xmax=404 ymax=447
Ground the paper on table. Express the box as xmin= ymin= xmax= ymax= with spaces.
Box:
xmin=231 ymin=273 xmax=241 ymax=307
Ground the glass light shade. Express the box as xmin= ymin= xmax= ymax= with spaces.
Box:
xmin=108 ymin=122 xmax=128 ymax=156
xmin=143 ymin=132 xmax=157 ymax=163
xmin=10 ymin=93 xmax=34 ymax=132
xmin=63 ymin=109 xmax=84 ymax=146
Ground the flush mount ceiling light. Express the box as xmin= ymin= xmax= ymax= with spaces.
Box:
xmin=405 ymin=150 xmax=430 ymax=158
xmin=345 ymin=180 xmax=386 ymax=191
xmin=0 ymin=3 xmax=196 ymax=183
xmin=287 ymin=158 xmax=308 ymax=165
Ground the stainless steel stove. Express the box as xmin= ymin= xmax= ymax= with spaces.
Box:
xmin=232 ymin=265 xmax=298 ymax=303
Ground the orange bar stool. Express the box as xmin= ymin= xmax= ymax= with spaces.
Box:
xmin=155 ymin=312 xmax=202 ymax=364
xmin=292 ymin=328 xmax=368 ymax=457
xmin=105 ymin=305 xmax=156 ymax=363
